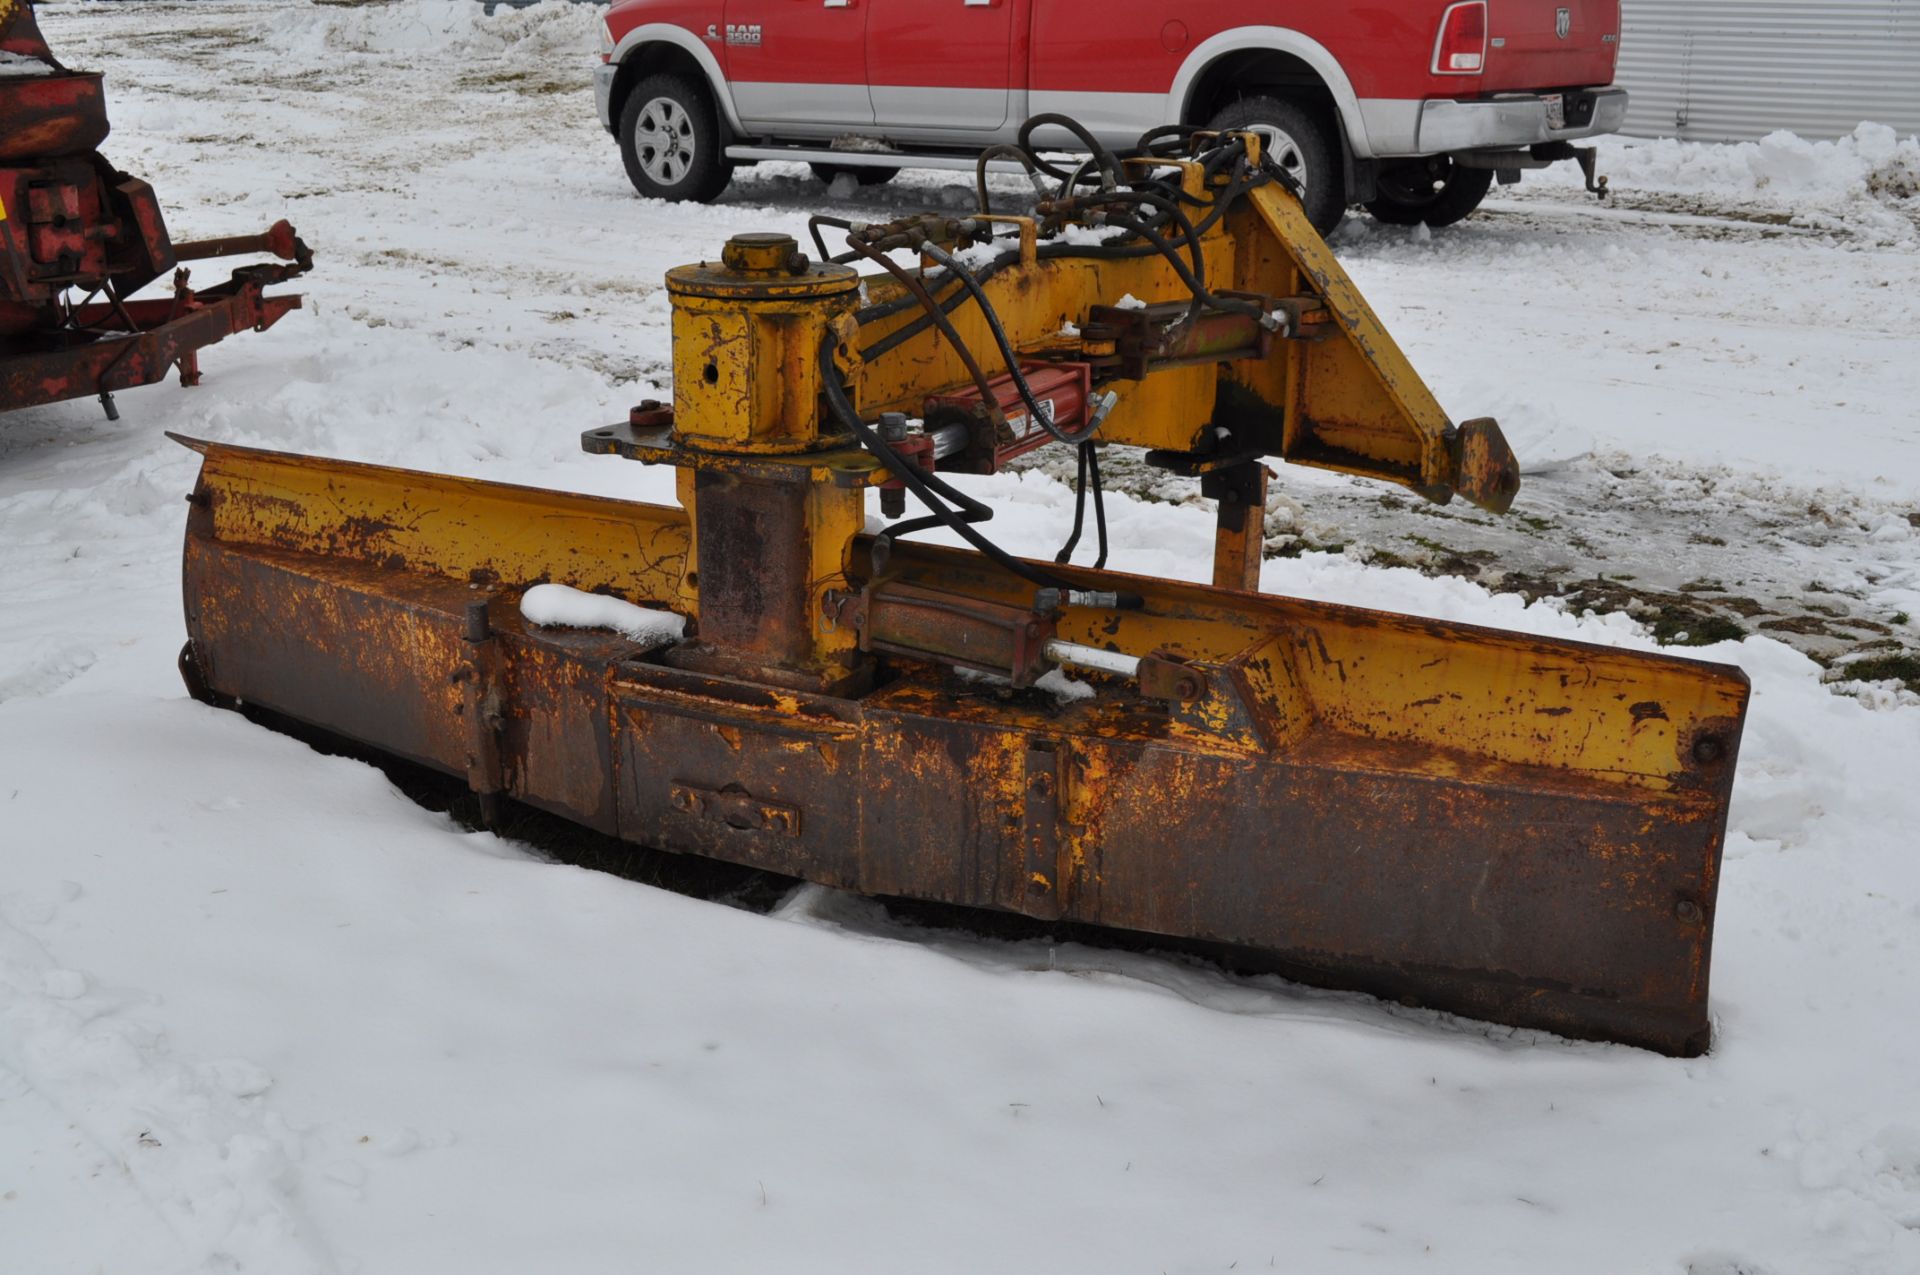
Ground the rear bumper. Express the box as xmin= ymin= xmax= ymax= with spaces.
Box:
xmin=1415 ymin=87 xmax=1628 ymax=154
xmin=593 ymin=61 xmax=617 ymax=132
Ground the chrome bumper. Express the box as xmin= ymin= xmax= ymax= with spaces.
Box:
xmin=1417 ymin=88 xmax=1628 ymax=153
xmin=593 ymin=62 xmax=617 ymax=132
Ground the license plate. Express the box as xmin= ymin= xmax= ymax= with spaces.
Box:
xmin=1543 ymin=93 xmax=1566 ymax=130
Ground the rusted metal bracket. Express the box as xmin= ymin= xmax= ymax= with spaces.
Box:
xmin=669 ymin=781 xmax=801 ymax=837
xmin=1020 ymin=742 xmax=1063 ymax=917
xmin=459 ymin=600 xmax=506 ymax=828
xmin=1136 ymin=653 xmax=1208 ymax=705
xmin=1202 ymin=460 xmax=1271 ymax=593
xmin=1446 ymin=418 xmax=1522 ymax=515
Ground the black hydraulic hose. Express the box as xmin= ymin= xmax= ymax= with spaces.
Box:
xmin=974 ymin=143 xmax=1048 ymax=215
xmin=1134 ymin=123 xmax=1203 ymax=158
xmin=1055 ymin=441 xmax=1112 ymax=570
xmin=854 ymin=160 xmax=1278 ymax=364
xmin=1055 ymin=443 xmax=1090 ymax=565
xmin=1088 ymin=187 xmax=1211 ymax=318
xmin=1101 ymin=209 xmax=1268 ymax=323
xmin=808 ymin=214 xmax=859 ymax=262
xmin=1086 ymin=441 xmax=1110 ymax=570
xmin=1016 ymin=113 xmax=1124 ymax=187
xmin=916 ymin=240 xmax=1098 ymax=446
xmin=845 ymin=237 xmax=1007 ymax=431
xmin=1053 ymin=154 xmax=1100 ymax=202
xmin=817 ymin=338 xmax=1074 ymax=593
xmin=855 ymin=254 xmax=1020 ymax=361
xmin=855 ymin=263 xmax=965 ymax=327
xmin=855 ymin=234 xmax=1178 ymax=365
xmin=1256 ymin=148 xmax=1307 ymax=199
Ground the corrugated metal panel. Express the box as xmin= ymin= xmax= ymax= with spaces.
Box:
xmin=1616 ymin=0 xmax=1920 ymax=141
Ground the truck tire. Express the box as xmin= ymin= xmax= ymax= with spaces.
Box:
xmin=618 ymin=73 xmax=733 ymax=203
xmin=810 ymin=163 xmax=899 ymax=188
xmin=1364 ymin=159 xmax=1493 ymax=228
xmin=1206 ymin=96 xmax=1345 ymax=235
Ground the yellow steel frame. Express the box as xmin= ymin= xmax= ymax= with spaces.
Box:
xmin=848 ymin=164 xmax=1501 ymax=509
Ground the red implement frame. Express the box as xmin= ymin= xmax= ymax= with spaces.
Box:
xmin=0 ymin=248 xmax=309 ymax=416
xmin=0 ymin=0 xmax=312 ymax=419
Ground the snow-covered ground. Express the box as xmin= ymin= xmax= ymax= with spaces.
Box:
xmin=3 ymin=4 xmax=1919 ymax=1272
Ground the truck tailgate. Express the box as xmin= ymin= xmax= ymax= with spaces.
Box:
xmin=1485 ymin=0 xmax=1619 ymax=90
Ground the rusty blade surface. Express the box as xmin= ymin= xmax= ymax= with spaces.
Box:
xmin=178 ymin=440 xmax=1750 ymax=1055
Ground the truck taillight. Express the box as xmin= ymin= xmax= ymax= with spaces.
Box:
xmin=1432 ymin=1 xmax=1487 ymax=75
xmin=598 ymin=19 xmax=615 ymax=63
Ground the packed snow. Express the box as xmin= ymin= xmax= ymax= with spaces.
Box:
xmin=519 ymin=582 xmax=685 ymax=644
xmin=0 ymin=50 xmax=56 ymax=77
xmin=3 ymin=3 xmax=1919 ymax=1274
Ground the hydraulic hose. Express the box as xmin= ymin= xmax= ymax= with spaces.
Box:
xmin=1015 ymin=113 xmax=1124 ymax=188
xmin=846 ymin=238 xmax=1006 ymax=427
xmin=817 ymin=336 xmax=1075 ymax=594
xmin=916 ymin=240 xmax=1098 ymax=446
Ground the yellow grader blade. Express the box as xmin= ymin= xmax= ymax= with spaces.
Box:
xmin=178 ymin=435 xmax=1747 ymax=1056
xmin=175 ymin=127 xmax=1751 ymax=1055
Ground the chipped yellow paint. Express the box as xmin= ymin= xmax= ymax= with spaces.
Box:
xmin=668 ymin=289 xmax=859 ymax=454
xmin=848 ymin=174 xmax=1489 ymax=506
xmin=177 ymin=435 xmax=688 ymax=608
xmin=666 ymin=251 xmax=860 ymax=455
xmin=805 ymin=479 xmax=865 ymax=671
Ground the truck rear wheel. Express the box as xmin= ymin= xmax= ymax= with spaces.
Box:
xmin=1205 ymin=96 xmax=1345 ymax=235
xmin=618 ymin=73 xmax=733 ymax=203
xmin=1364 ymin=158 xmax=1493 ymax=228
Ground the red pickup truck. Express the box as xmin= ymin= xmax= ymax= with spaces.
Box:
xmin=593 ymin=0 xmax=1625 ymax=231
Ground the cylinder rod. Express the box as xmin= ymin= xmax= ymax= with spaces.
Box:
xmin=1043 ymin=638 xmax=1139 ymax=678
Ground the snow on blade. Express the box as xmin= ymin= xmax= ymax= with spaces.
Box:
xmin=520 ymin=584 xmax=684 ymax=644
xmin=0 ymin=51 xmax=56 ymax=77
xmin=1034 ymin=668 xmax=1096 ymax=702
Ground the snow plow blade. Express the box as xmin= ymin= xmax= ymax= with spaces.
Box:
xmin=175 ymin=128 xmax=1752 ymax=1055
xmin=177 ymin=436 xmax=1749 ymax=1056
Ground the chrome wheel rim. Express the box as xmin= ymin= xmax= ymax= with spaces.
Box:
xmin=633 ymin=96 xmax=695 ymax=186
xmin=1248 ymin=124 xmax=1308 ymax=193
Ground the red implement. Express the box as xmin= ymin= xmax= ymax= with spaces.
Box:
xmin=0 ymin=0 xmax=311 ymax=420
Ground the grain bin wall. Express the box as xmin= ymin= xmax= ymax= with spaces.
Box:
xmin=1616 ymin=0 xmax=1920 ymax=141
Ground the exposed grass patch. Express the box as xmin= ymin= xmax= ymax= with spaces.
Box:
xmin=1837 ymin=653 xmax=1920 ymax=694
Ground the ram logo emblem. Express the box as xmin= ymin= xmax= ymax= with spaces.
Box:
xmin=1555 ymin=7 xmax=1572 ymax=39
xmin=725 ymin=23 xmax=762 ymax=46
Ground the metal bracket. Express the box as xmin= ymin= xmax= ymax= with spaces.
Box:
xmin=460 ymin=599 xmax=507 ymax=828
xmin=1020 ymin=742 xmax=1063 ymax=917
xmin=669 ymin=781 xmax=802 ymax=837
xmin=1137 ymin=653 xmax=1208 ymax=705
